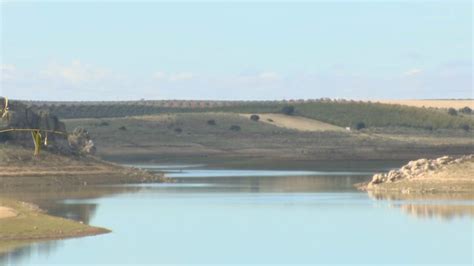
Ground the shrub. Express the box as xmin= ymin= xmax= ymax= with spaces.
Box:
xmin=448 ymin=108 xmax=458 ymax=116
xmin=250 ymin=114 xmax=260 ymax=121
xmin=174 ymin=127 xmax=183 ymax=133
xmin=460 ymin=124 xmax=470 ymax=132
xmin=98 ymin=121 xmax=109 ymax=126
xmin=0 ymin=132 xmax=12 ymax=142
xmin=281 ymin=105 xmax=295 ymax=115
xmin=229 ymin=125 xmax=241 ymax=131
xmin=460 ymin=106 xmax=472 ymax=114
xmin=207 ymin=119 xmax=216 ymax=125
xmin=267 ymin=118 xmax=274 ymax=122
xmin=118 ymin=126 xmax=127 ymax=131
xmin=355 ymin=122 xmax=366 ymax=130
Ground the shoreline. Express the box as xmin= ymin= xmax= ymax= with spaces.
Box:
xmin=357 ymin=155 xmax=474 ymax=194
xmin=0 ymin=199 xmax=110 ymax=244
xmin=0 ymin=146 xmax=167 ymax=243
xmin=0 ymin=146 xmax=168 ymax=189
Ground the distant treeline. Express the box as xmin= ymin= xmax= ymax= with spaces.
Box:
xmin=19 ymin=99 xmax=474 ymax=130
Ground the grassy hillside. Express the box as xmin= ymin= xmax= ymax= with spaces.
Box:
xmin=21 ymin=100 xmax=473 ymax=130
xmin=293 ymin=102 xmax=473 ymax=130
xmin=62 ymin=112 xmax=474 ymax=163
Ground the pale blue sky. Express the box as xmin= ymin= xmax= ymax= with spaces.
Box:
xmin=0 ymin=1 xmax=472 ymax=100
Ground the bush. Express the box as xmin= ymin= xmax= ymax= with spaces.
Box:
xmin=174 ymin=127 xmax=183 ymax=133
xmin=229 ymin=125 xmax=241 ymax=131
xmin=460 ymin=124 xmax=470 ymax=132
xmin=250 ymin=114 xmax=260 ymax=121
xmin=98 ymin=121 xmax=109 ymax=126
xmin=281 ymin=106 xmax=295 ymax=115
xmin=118 ymin=126 xmax=127 ymax=131
xmin=355 ymin=122 xmax=366 ymax=130
xmin=448 ymin=108 xmax=458 ymax=116
xmin=0 ymin=132 xmax=12 ymax=142
xmin=460 ymin=106 xmax=472 ymax=114
xmin=267 ymin=118 xmax=274 ymax=122
xmin=207 ymin=119 xmax=216 ymax=125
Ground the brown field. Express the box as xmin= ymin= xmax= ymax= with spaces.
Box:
xmin=377 ymin=99 xmax=474 ymax=109
xmin=239 ymin=113 xmax=345 ymax=132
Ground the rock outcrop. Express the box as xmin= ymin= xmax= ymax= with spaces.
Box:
xmin=367 ymin=155 xmax=474 ymax=189
xmin=1 ymin=100 xmax=69 ymax=150
xmin=1 ymin=98 xmax=95 ymax=155
xmin=68 ymin=127 xmax=96 ymax=155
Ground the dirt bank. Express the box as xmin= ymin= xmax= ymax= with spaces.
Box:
xmin=0 ymin=145 xmax=167 ymax=189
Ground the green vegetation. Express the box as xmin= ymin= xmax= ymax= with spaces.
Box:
xmin=355 ymin=122 xmax=366 ymax=130
xmin=448 ymin=108 xmax=458 ymax=116
xmin=250 ymin=114 xmax=260 ymax=121
xmin=281 ymin=105 xmax=295 ymax=115
xmin=61 ymin=112 xmax=474 ymax=163
xmin=292 ymin=102 xmax=473 ymax=130
xmin=22 ymin=100 xmax=474 ymax=130
xmin=460 ymin=106 xmax=472 ymax=114
xmin=229 ymin=125 xmax=241 ymax=131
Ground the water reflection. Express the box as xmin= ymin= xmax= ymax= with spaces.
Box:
xmin=399 ymin=204 xmax=474 ymax=220
xmin=368 ymin=190 xmax=474 ymax=220
xmin=1 ymin=163 xmax=473 ymax=265
xmin=0 ymin=185 xmax=142 ymax=263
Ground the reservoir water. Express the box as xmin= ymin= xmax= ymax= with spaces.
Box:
xmin=1 ymin=162 xmax=473 ymax=265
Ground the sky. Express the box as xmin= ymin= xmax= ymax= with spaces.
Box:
xmin=0 ymin=0 xmax=472 ymax=101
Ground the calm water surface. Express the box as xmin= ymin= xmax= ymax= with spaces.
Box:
xmin=2 ymin=162 xmax=473 ymax=265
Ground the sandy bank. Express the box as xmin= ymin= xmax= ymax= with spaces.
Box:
xmin=0 ymin=206 xmax=17 ymax=219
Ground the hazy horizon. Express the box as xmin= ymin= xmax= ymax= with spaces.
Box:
xmin=1 ymin=1 xmax=472 ymax=101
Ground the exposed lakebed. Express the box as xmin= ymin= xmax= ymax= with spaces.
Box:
xmin=1 ymin=161 xmax=473 ymax=265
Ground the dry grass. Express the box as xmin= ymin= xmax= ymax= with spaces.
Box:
xmin=239 ymin=113 xmax=345 ymax=132
xmin=377 ymin=99 xmax=474 ymax=109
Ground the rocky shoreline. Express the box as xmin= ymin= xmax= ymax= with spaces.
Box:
xmin=359 ymin=155 xmax=474 ymax=193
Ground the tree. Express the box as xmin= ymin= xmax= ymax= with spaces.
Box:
xmin=460 ymin=106 xmax=472 ymax=114
xmin=281 ymin=106 xmax=295 ymax=115
xmin=229 ymin=125 xmax=241 ymax=131
xmin=250 ymin=114 xmax=260 ymax=121
xmin=448 ymin=108 xmax=458 ymax=116
xmin=355 ymin=122 xmax=366 ymax=130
